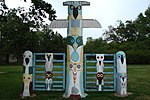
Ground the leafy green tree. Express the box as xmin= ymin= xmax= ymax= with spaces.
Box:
xmin=39 ymin=27 xmax=66 ymax=53
xmin=86 ymin=7 xmax=150 ymax=64
xmin=85 ymin=37 xmax=109 ymax=53
xmin=0 ymin=9 xmax=40 ymax=63
xmin=134 ymin=7 xmax=150 ymax=40
xmin=0 ymin=0 xmax=58 ymax=64
xmin=103 ymin=7 xmax=150 ymax=43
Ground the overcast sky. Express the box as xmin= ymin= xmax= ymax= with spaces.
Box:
xmin=5 ymin=0 xmax=150 ymax=44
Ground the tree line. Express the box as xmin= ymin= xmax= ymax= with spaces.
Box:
xmin=0 ymin=0 xmax=66 ymax=64
xmin=0 ymin=0 xmax=149 ymax=64
xmin=85 ymin=7 xmax=150 ymax=64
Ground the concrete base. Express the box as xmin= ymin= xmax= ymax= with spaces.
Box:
xmin=114 ymin=92 xmax=132 ymax=97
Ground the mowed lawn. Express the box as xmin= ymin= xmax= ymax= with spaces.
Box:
xmin=0 ymin=65 xmax=150 ymax=100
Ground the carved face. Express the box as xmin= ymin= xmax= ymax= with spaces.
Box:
xmin=68 ymin=2 xmax=82 ymax=19
xmin=45 ymin=71 xmax=53 ymax=79
xmin=23 ymin=51 xmax=32 ymax=67
xmin=96 ymin=54 xmax=104 ymax=72
xmin=117 ymin=54 xmax=126 ymax=65
xmin=68 ymin=62 xmax=82 ymax=83
xmin=96 ymin=54 xmax=104 ymax=61
xmin=23 ymin=74 xmax=32 ymax=88
xmin=120 ymin=73 xmax=127 ymax=86
xmin=67 ymin=36 xmax=83 ymax=50
xmin=96 ymin=72 xmax=104 ymax=80
xmin=116 ymin=51 xmax=126 ymax=73
xmin=45 ymin=53 xmax=53 ymax=61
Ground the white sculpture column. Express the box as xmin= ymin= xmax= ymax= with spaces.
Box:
xmin=45 ymin=53 xmax=53 ymax=90
xmin=116 ymin=51 xmax=127 ymax=97
xmin=96 ymin=54 xmax=104 ymax=91
xmin=22 ymin=51 xmax=33 ymax=97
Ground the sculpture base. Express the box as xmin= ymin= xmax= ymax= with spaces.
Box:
xmin=21 ymin=94 xmax=36 ymax=99
xmin=114 ymin=92 xmax=132 ymax=97
xmin=70 ymin=94 xmax=80 ymax=100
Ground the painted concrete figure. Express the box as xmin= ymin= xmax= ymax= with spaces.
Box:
xmin=22 ymin=51 xmax=33 ymax=97
xmin=23 ymin=74 xmax=33 ymax=96
xmin=23 ymin=51 xmax=33 ymax=74
xmin=63 ymin=1 xmax=89 ymax=98
xmin=49 ymin=1 xmax=101 ymax=98
xmin=45 ymin=53 xmax=53 ymax=90
xmin=116 ymin=51 xmax=127 ymax=96
xmin=96 ymin=54 xmax=104 ymax=91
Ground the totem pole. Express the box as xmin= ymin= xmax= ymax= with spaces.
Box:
xmin=96 ymin=54 xmax=104 ymax=91
xmin=22 ymin=51 xmax=33 ymax=97
xmin=116 ymin=51 xmax=127 ymax=97
xmin=45 ymin=53 xmax=53 ymax=90
xmin=49 ymin=1 xmax=101 ymax=98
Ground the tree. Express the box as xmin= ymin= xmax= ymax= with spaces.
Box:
xmin=103 ymin=7 xmax=150 ymax=43
xmin=134 ymin=7 xmax=150 ymax=40
xmin=0 ymin=9 xmax=39 ymax=63
xmin=39 ymin=28 xmax=66 ymax=53
xmin=0 ymin=0 xmax=57 ymax=64
xmin=86 ymin=7 xmax=150 ymax=64
xmin=85 ymin=37 xmax=109 ymax=53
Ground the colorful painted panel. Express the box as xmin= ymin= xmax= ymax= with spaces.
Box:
xmin=63 ymin=1 xmax=90 ymax=98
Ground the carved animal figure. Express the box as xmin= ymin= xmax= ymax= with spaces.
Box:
xmin=22 ymin=51 xmax=33 ymax=97
xmin=116 ymin=51 xmax=127 ymax=96
xmin=96 ymin=54 xmax=104 ymax=91
xmin=45 ymin=53 xmax=53 ymax=90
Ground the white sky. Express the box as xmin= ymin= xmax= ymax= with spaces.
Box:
xmin=5 ymin=0 xmax=150 ymax=44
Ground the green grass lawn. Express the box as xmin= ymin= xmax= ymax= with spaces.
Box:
xmin=0 ymin=65 xmax=150 ymax=100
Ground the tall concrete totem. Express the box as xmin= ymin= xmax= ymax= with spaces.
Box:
xmin=22 ymin=51 xmax=33 ymax=97
xmin=49 ymin=1 xmax=101 ymax=98
xmin=45 ymin=53 xmax=53 ymax=90
xmin=116 ymin=51 xmax=127 ymax=97
xmin=96 ymin=54 xmax=104 ymax=91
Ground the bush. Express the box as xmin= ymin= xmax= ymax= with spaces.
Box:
xmin=126 ymin=50 xmax=150 ymax=64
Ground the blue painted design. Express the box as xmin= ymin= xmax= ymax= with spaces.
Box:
xmin=71 ymin=51 xmax=79 ymax=62
xmin=63 ymin=1 xmax=90 ymax=98
xmin=67 ymin=36 xmax=83 ymax=48
xmin=68 ymin=3 xmax=82 ymax=16
xmin=71 ymin=20 xmax=81 ymax=27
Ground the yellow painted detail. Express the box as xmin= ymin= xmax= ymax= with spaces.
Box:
xmin=71 ymin=28 xmax=80 ymax=36
xmin=68 ymin=14 xmax=82 ymax=20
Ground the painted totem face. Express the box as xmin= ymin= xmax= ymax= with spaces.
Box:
xmin=45 ymin=71 xmax=53 ymax=79
xmin=23 ymin=51 xmax=32 ymax=67
xmin=96 ymin=54 xmax=104 ymax=62
xmin=68 ymin=2 xmax=82 ymax=19
xmin=45 ymin=53 xmax=53 ymax=61
xmin=67 ymin=36 xmax=83 ymax=50
xmin=120 ymin=74 xmax=127 ymax=87
xmin=67 ymin=36 xmax=83 ymax=62
xmin=97 ymin=72 xmax=104 ymax=80
xmin=68 ymin=62 xmax=82 ymax=83
xmin=116 ymin=51 xmax=126 ymax=73
xmin=96 ymin=54 xmax=104 ymax=72
xmin=23 ymin=74 xmax=32 ymax=88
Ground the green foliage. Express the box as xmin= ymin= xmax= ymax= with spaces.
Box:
xmin=0 ymin=1 xmax=64 ymax=64
xmin=103 ymin=7 xmax=150 ymax=43
xmin=85 ymin=7 xmax=150 ymax=64
xmin=84 ymin=37 xmax=109 ymax=53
